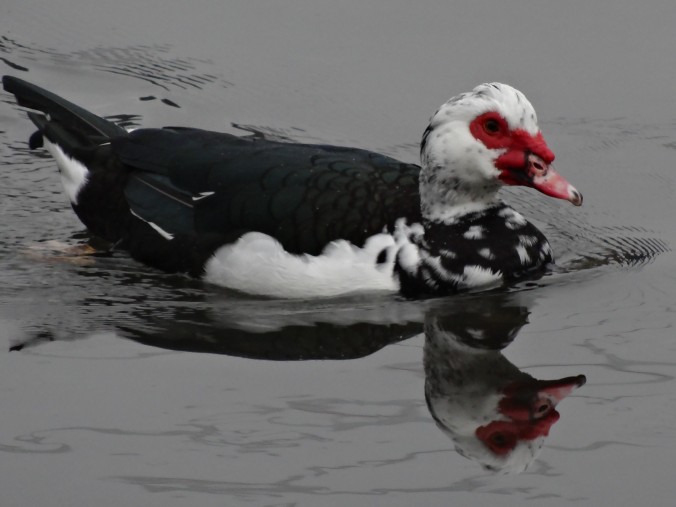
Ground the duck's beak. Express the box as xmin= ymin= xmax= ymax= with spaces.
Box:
xmin=497 ymin=147 xmax=583 ymax=206
xmin=525 ymin=153 xmax=583 ymax=206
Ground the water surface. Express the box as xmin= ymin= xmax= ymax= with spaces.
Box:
xmin=1 ymin=1 xmax=676 ymax=506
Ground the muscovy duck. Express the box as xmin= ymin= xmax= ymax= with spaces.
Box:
xmin=3 ymin=76 xmax=581 ymax=298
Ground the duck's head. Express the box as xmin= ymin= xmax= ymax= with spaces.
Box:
xmin=420 ymin=83 xmax=582 ymax=222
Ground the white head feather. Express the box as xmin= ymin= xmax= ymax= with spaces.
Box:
xmin=419 ymin=83 xmax=541 ymax=222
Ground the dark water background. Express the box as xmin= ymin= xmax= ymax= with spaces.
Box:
xmin=1 ymin=1 xmax=676 ymax=505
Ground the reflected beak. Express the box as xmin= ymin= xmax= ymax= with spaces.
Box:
xmin=500 ymin=374 xmax=586 ymax=421
xmin=534 ymin=375 xmax=587 ymax=404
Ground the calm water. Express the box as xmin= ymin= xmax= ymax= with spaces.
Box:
xmin=2 ymin=1 xmax=676 ymax=505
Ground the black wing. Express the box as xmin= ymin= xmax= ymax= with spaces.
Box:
xmin=114 ymin=127 xmax=422 ymax=256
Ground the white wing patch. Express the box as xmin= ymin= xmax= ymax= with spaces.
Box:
xmin=44 ymin=140 xmax=88 ymax=204
xmin=129 ymin=210 xmax=175 ymax=240
xmin=192 ymin=192 xmax=215 ymax=201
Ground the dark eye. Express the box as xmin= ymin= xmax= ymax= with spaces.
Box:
xmin=483 ymin=118 xmax=501 ymax=135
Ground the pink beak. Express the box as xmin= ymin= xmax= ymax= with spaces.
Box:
xmin=494 ymin=128 xmax=583 ymax=207
xmin=527 ymin=153 xmax=583 ymax=206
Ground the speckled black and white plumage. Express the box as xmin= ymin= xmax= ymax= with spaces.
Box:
xmin=395 ymin=204 xmax=552 ymax=297
xmin=3 ymin=76 xmax=581 ymax=298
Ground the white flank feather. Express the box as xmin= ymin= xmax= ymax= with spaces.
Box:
xmin=203 ymin=232 xmax=402 ymax=298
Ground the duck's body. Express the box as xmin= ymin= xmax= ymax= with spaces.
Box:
xmin=3 ymin=76 xmax=581 ymax=298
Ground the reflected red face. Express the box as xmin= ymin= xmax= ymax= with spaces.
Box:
xmin=475 ymin=406 xmax=560 ymax=456
xmin=469 ymin=112 xmax=582 ymax=206
xmin=475 ymin=375 xmax=586 ymax=456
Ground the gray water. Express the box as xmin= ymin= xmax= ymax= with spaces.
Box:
xmin=1 ymin=0 xmax=676 ymax=505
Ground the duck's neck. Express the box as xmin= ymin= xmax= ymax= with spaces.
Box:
xmin=419 ymin=169 xmax=501 ymax=224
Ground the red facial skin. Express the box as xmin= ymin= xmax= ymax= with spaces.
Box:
xmin=469 ymin=112 xmax=582 ymax=206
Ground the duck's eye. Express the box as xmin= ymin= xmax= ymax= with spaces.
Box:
xmin=483 ymin=118 xmax=501 ymax=135
xmin=490 ymin=432 xmax=508 ymax=446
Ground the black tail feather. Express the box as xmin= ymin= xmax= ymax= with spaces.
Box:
xmin=27 ymin=112 xmax=46 ymax=148
xmin=2 ymin=75 xmax=127 ymax=145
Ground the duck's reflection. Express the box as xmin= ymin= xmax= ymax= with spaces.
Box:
xmin=118 ymin=294 xmax=425 ymax=360
xmin=424 ymin=294 xmax=585 ymax=473
xmin=15 ymin=281 xmax=585 ymax=473
xmin=117 ymin=289 xmax=585 ymax=473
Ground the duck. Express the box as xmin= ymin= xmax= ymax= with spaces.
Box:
xmin=3 ymin=75 xmax=582 ymax=299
